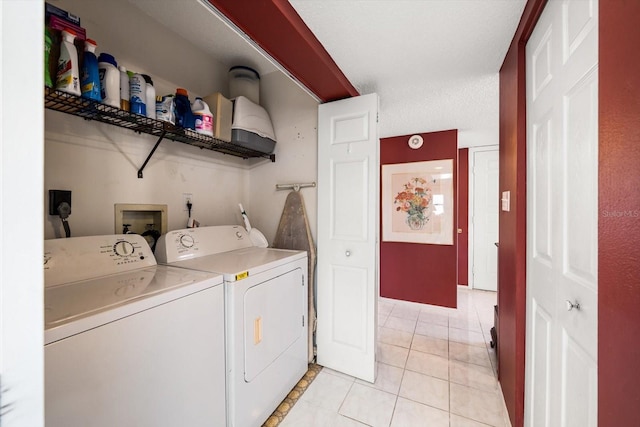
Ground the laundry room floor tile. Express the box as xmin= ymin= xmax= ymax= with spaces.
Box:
xmin=278 ymin=288 xmax=510 ymax=427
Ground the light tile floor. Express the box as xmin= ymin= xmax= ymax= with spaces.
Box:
xmin=281 ymin=287 xmax=511 ymax=427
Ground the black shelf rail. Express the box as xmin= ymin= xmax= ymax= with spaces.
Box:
xmin=45 ymin=87 xmax=276 ymax=178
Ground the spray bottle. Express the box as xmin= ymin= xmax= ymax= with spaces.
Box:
xmin=56 ymin=29 xmax=81 ymax=96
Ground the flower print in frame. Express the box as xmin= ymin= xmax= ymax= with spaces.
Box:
xmin=382 ymin=159 xmax=454 ymax=245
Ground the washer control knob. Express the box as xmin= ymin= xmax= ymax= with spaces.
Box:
xmin=345 ymin=250 xmax=351 ymax=257
xmin=236 ymin=231 xmax=243 ymax=238
xmin=113 ymin=241 xmax=135 ymax=257
xmin=180 ymin=234 xmax=195 ymax=248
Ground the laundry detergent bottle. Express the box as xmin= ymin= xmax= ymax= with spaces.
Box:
xmin=45 ymin=28 xmax=53 ymax=88
xmin=98 ymin=53 xmax=120 ymax=108
xmin=142 ymin=74 xmax=156 ymax=119
xmin=80 ymin=39 xmax=101 ymax=101
xmin=192 ymin=97 xmax=214 ymax=136
xmin=129 ymin=73 xmax=146 ymax=116
xmin=174 ymin=88 xmax=195 ymax=130
xmin=56 ymin=29 xmax=81 ymax=96
xmin=119 ymin=66 xmax=130 ymax=111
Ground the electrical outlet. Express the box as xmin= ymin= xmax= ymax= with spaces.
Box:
xmin=49 ymin=190 xmax=72 ymax=215
xmin=183 ymin=193 xmax=193 ymax=212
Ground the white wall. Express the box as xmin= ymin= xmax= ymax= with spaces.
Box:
xmin=44 ymin=114 xmax=252 ymax=239
xmin=247 ymin=72 xmax=319 ymax=244
xmin=1 ymin=1 xmax=44 ymax=424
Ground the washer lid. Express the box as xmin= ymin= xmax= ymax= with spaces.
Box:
xmin=44 ymin=265 xmax=222 ymax=343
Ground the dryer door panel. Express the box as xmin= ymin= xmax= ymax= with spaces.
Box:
xmin=244 ymin=268 xmax=304 ymax=382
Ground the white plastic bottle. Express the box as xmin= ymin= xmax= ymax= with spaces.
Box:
xmin=191 ymin=97 xmax=214 ymax=136
xmin=129 ymin=73 xmax=146 ymax=116
xmin=97 ymin=53 xmax=120 ymax=108
xmin=119 ymin=66 xmax=130 ymax=111
xmin=142 ymin=74 xmax=156 ymax=119
xmin=56 ymin=29 xmax=81 ymax=96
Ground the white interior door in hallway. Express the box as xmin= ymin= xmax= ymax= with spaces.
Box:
xmin=525 ymin=0 xmax=598 ymax=425
xmin=469 ymin=147 xmax=499 ymax=291
xmin=316 ymin=93 xmax=379 ymax=382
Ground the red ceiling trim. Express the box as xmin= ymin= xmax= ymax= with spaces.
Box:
xmin=208 ymin=0 xmax=359 ymax=102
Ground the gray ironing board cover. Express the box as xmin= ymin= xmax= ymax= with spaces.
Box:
xmin=272 ymin=190 xmax=317 ymax=363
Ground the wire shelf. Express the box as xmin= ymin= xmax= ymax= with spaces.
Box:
xmin=44 ymin=87 xmax=275 ymax=172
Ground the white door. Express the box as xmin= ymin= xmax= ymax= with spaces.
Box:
xmin=525 ymin=0 xmax=598 ymax=425
xmin=470 ymin=147 xmax=499 ymax=291
xmin=1 ymin=1 xmax=45 ymax=425
xmin=316 ymin=93 xmax=379 ymax=382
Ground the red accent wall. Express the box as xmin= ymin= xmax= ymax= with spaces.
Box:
xmin=498 ymin=1 xmax=546 ymax=425
xmin=207 ymin=0 xmax=358 ymax=102
xmin=457 ymin=148 xmax=469 ymax=286
xmin=599 ymin=2 xmax=640 ymax=425
xmin=380 ymin=130 xmax=458 ymax=308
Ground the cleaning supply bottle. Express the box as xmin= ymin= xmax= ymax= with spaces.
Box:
xmin=119 ymin=66 xmax=130 ymax=111
xmin=45 ymin=28 xmax=53 ymax=88
xmin=174 ymin=88 xmax=195 ymax=130
xmin=129 ymin=73 xmax=146 ymax=116
xmin=156 ymin=94 xmax=175 ymax=124
xmin=80 ymin=39 xmax=101 ymax=101
xmin=191 ymin=97 xmax=214 ymax=136
xmin=142 ymin=74 xmax=156 ymax=119
xmin=98 ymin=53 xmax=120 ymax=108
xmin=56 ymin=29 xmax=81 ymax=96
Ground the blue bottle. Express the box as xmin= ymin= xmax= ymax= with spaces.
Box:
xmin=80 ymin=39 xmax=101 ymax=101
xmin=174 ymin=88 xmax=195 ymax=130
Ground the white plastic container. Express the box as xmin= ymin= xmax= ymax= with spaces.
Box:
xmin=229 ymin=66 xmax=260 ymax=105
xmin=56 ymin=29 xmax=81 ymax=96
xmin=142 ymin=74 xmax=156 ymax=119
xmin=192 ymin=97 xmax=214 ymax=136
xmin=129 ymin=73 xmax=146 ymax=116
xmin=97 ymin=53 xmax=120 ymax=108
xmin=119 ymin=66 xmax=130 ymax=111
xmin=230 ymin=96 xmax=276 ymax=154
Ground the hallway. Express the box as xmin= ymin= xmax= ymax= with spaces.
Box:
xmin=281 ymin=288 xmax=509 ymax=426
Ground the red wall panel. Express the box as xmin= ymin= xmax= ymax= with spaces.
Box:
xmin=380 ymin=130 xmax=458 ymax=308
xmin=457 ymin=148 xmax=469 ymax=286
xmin=599 ymin=2 xmax=640 ymax=425
xmin=498 ymin=1 xmax=546 ymax=425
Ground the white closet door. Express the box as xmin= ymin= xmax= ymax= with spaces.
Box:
xmin=471 ymin=147 xmax=499 ymax=291
xmin=525 ymin=0 xmax=598 ymax=425
xmin=316 ymin=93 xmax=379 ymax=382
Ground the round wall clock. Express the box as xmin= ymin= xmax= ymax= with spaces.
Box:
xmin=408 ymin=134 xmax=423 ymax=149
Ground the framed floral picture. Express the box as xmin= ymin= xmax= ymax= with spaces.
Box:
xmin=382 ymin=159 xmax=454 ymax=245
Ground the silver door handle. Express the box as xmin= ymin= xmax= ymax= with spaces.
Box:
xmin=345 ymin=250 xmax=351 ymax=257
xmin=566 ymin=300 xmax=581 ymax=311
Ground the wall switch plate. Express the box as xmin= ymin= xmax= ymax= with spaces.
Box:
xmin=49 ymin=189 xmax=72 ymax=215
xmin=501 ymin=191 xmax=511 ymax=212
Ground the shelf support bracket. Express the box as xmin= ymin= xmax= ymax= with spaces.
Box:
xmin=138 ymin=131 xmax=166 ymax=178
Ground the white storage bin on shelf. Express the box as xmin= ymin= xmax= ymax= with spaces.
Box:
xmin=231 ymin=96 xmax=276 ymax=154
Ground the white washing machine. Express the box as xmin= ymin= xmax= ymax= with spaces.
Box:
xmin=155 ymin=225 xmax=308 ymax=427
xmin=44 ymin=234 xmax=226 ymax=427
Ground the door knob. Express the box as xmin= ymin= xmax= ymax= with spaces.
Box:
xmin=345 ymin=250 xmax=351 ymax=257
xmin=566 ymin=300 xmax=581 ymax=311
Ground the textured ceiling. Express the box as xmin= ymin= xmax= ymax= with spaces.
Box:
xmin=288 ymin=0 xmax=527 ymax=141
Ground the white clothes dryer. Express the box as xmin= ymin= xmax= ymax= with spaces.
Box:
xmin=155 ymin=225 xmax=308 ymax=427
xmin=44 ymin=234 xmax=226 ymax=427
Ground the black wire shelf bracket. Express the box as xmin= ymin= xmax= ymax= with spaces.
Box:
xmin=44 ymin=87 xmax=276 ymax=178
